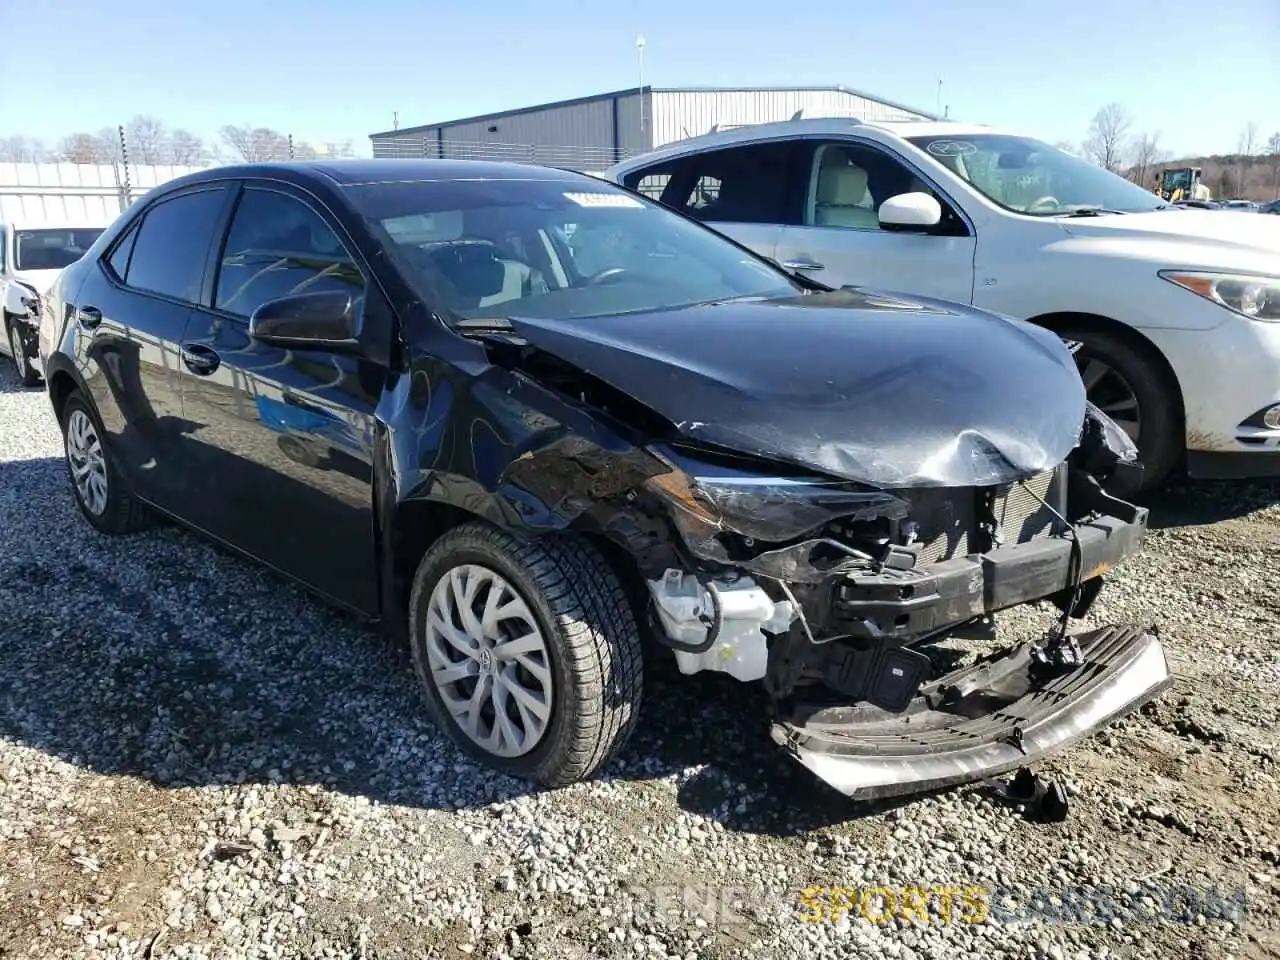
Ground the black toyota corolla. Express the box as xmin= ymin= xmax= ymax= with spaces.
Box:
xmin=37 ymin=159 xmax=1170 ymax=801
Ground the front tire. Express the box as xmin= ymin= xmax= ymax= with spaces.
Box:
xmin=59 ymin=390 xmax=152 ymax=535
xmin=1060 ymin=326 xmax=1182 ymax=491
xmin=408 ymin=522 xmax=643 ymax=788
xmin=5 ymin=315 xmax=40 ymax=387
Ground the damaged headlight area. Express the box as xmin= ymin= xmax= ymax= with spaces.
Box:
xmin=633 ymin=413 xmax=1166 ymax=802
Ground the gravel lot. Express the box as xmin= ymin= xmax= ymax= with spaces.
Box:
xmin=2 ymin=362 xmax=1278 ymax=960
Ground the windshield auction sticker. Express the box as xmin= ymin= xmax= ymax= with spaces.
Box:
xmin=925 ymin=140 xmax=978 ymax=157
xmin=563 ymin=192 xmax=645 ymax=208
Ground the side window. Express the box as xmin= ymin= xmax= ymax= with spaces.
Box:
xmin=805 ymin=141 xmax=966 ymax=234
xmin=0 ymin=227 xmax=7 ymax=273
xmin=628 ymin=168 xmax=673 ymax=201
xmin=105 ymin=222 xmax=139 ymax=281
xmin=125 ymin=189 xmax=227 ymax=302
xmin=668 ymin=142 xmax=796 ymax=225
xmin=215 ymin=188 xmax=364 ymax=319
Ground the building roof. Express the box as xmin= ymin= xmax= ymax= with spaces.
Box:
xmin=369 ymin=85 xmax=938 ymax=139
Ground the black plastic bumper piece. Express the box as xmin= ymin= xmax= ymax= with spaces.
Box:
xmin=771 ymin=623 xmax=1171 ymax=801
xmin=827 ymin=513 xmax=1147 ymax=640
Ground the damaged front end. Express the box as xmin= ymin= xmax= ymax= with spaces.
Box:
xmin=637 ymin=404 xmax=1170 ymax=801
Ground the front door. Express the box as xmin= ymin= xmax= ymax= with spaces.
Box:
xmin=772 ymin=139 xmax=977 ymax=304
xmin=67 ymin=185 xmax=231 ymax=509
xmin=177 ymin=183 xmax=383 ymax=615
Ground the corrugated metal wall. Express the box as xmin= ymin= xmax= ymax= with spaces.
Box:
xmin=368 ymin=88 xmax=930 ymax=170
xmin=651 ymin=89 xmax=928 ymax=148
xmin=370 ymin=92 xmax=653 ymax=171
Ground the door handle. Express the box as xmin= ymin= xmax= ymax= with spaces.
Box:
xmin=77 ymin=305 xmax=103 ymax=328
xmin=781 ymin=259 xmax=825 ymax=272
xmin=180 ymin=343 xmax=221 ymax=376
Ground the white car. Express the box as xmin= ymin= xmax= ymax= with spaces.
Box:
xmin=606 ymin=120 xmax=1280 ymax=489
xmin=1 ymin=221 xmax=106 ymax=385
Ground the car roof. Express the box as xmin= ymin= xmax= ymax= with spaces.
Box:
xmin=147 ymin=158 xmax=597 ymax=197
xmin=607 ymin=118 xmax=1009 ymax=173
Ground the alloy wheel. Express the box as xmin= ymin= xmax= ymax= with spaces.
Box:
xmin=424 ymin=564 xmax=554 ymax=758
xmin=1074 ymin=349 xmax=1142 ymax=443
xmin=9 ymin=324 xmax=28 ymax=380
xmin=66 ymin=409 xmax=109 ymax=516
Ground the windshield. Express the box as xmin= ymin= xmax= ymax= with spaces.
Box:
xmin=906 ymin=134 xmax=1169 ymax=215
xmin=14 ymin=227 xmax=103 ymax=271
xmin=343 ymin=176 xmax=801 ymax=322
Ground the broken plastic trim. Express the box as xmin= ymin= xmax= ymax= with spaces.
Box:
xmin=773 ymin=623 xmax=1171 ymax=800
xmin=640 ymin=446 xmax=909 ymax=571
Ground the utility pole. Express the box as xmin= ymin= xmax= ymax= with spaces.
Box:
xmin=636 ymin=34 xmax=647 ymax=140
xmin=936 ymin=78 xmax=942 ymax=118
xmin=393 ymin=111 xmax=399 ymax=131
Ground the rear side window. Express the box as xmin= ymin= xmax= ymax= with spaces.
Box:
xmin=663 ymin=143 xmax=798 ymax=225
xmin=623 ymin=165 xmax=677 ymax=202
xmin=214 ymin=188 xmax=364 ymax=319
xmin=123 ymin=189 xmax=227 ymax=303
xmin=105 ymin=223 xmax=139 ymax=281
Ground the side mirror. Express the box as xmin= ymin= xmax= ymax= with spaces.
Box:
xmin=878 ymin=193 xmax=943 ymax=230
xmin=248 ymin=290 xmax=361 ymax=353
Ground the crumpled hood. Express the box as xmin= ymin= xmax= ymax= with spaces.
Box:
xmin=508 ymin=288 xmax=1087 ymax=488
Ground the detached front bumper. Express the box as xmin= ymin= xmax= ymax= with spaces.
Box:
xmin=825 ymin=512 xmax=1148 ymax=641
xmin=772 ymin=623 xmax=1172 ymax=800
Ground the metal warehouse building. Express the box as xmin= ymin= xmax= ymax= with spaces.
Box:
xmin=368 ymin=85 xmax=936 ymax=172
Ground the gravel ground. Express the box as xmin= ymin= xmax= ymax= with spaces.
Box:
xmin=1 ymin=362 xmax=1278 ymax=960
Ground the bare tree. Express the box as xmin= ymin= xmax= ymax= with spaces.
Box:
xmin=1236 ymin=121 xmax=1258 ymax=200
xmin=124 ymin=115 xmax=168 ymax=164
xmin=1267 ymin=132 xmax=1280 ymax=199
xmin=1239 ymin=121 xmax=1258 ymax=158
xmin=0 ymin=136 xmax=52 ymax=162
xmin=1082 ymin=104 xmax=1133 ymax=172
xmin=1131 ymin=131 xmax=1166 ymax=188
xmin=168 ymin=129 xmax=207 ymax=165
xmin=58 ymin=131 xmax=119 ymax=164
xmin=219 ymin=125 xmax=292 ymax=162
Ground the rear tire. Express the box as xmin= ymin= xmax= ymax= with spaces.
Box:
xmin=59 ymin=390 xmax=153 ymax=535
xmin=1058 ymin=325 xmax=1181 ymax=491
xmin=5 ymin=314 xmax=40 ymax=387
xmin=408 ymin=522 xmax=643 ymax=788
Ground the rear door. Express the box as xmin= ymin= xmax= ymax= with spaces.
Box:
xmin=621 ymin=140 xmax=804 ymax=262
xmin=772 ymin=138 xmax=977 ymax=303
xmin=66 ymin=185 xmax=232 ymax=508
xmin=176 ymin=181 xmax=384 ymax=614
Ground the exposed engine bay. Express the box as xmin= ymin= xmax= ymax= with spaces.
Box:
xmin=466 ymin=293 xmax=1171 ymax=800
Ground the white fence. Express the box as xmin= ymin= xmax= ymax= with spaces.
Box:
xmin=0 ymin=162 xmax=211 ymax=226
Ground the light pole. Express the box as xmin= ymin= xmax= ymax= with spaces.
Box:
xmin=636 ymin=34 xmax=646 ymax=140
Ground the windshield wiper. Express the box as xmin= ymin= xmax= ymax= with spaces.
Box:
xmin=1056 ymin=208 xmax=1130 ymax=218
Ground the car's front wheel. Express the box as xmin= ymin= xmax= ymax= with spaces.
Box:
xmin=408 ymin=522 xmax=643 ymax=788
xmin=5 ymin=314 xmax=40 ymax=387
xmin=1059 ymin=326 xmax=1182 ymax=491
xmin=60 ymin=390 xmax=152 ymax=535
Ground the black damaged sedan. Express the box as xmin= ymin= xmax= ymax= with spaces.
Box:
xmin=37 ymin=159 xmax=1170 ymax=800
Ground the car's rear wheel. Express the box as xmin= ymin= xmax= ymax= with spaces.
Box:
xmin=5 ymin=315 xmax=39 ymax=387
xmin=60 ymin=390 xmax=152 ymax=535
xmin=1059 ymin=327 xmax=1181 ymax=491
xmin=408 ymin=522 xmax=643 ymax=788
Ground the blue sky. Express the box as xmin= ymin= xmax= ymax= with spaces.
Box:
xmin=2 ymin=0 xmax=1276 ymax=159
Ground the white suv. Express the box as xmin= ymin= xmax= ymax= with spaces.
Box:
xmin=606 ymin=119 xmax=1280 ymax=489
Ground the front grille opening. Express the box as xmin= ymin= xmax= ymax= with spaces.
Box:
xmin=909 ymin=467 xmax=1064 ymax=563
